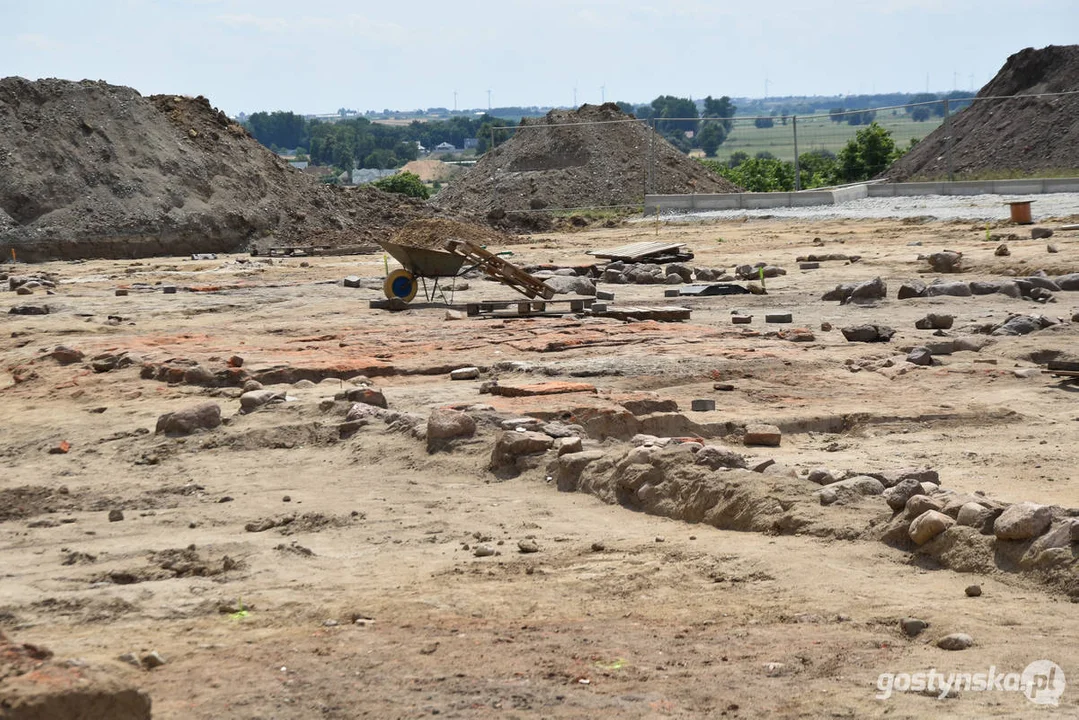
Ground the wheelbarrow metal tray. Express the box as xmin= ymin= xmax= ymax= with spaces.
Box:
xmin=379 ymin=241 xmax=466 ymax=277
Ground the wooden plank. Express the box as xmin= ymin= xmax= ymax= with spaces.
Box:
xmin=589 ymin=241 xmax=687 ymax=261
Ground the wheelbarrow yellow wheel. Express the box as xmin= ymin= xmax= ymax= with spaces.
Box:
xmin=384 ymin=269 xmax=418 ymax=302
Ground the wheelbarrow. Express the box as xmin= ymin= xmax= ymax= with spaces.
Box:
xmin=378 ymin=238 xmax=554 ymax=304
xmin=379 ymin=240 xmax=467 ymax=303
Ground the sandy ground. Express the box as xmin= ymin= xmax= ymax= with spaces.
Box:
xmin=1 ymin=215 xmax=1078 ymax=718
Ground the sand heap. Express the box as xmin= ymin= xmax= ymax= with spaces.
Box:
xmin=885 ymin=45 xmax=1079 ymax=181
xmin=0 ymin=78 xmax=443 ymax=261
xmin=431 ymin=103 xmax=739 ymax=227
xmin=390 ymin=218 xmax=515 ymax=251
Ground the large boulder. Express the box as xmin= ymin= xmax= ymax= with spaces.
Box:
xmin=992 ymin=314 xmax=1052 ymax=336
xmin=1054 ymin=273 xmax=1079 ymax=291
xmin=897 ymin=279 xmax=927 ymax=299
xmin=155 ymin=402 xmax=221 ymax=436
xmin=841 ymin=324 xmax=895 ymax=343
xmin=821 ymin=283 xmax=855 ymax=302
xmin=993 ymin=502 xmax=1052 ymax=540
xmin=883 ymin=478 xmax=923 ymax=511
xmin=426 ymin=407 xmax=476 ymax=451
xmin=926 ymin=281 xmax=972 ymax=297
xmin=543 ymin=275 xmax=597 ymax=296
xmin=848 ymin=277 xmax=887 ymax=304
xmin=908 ymin=509 xmax=954 ymax=544
xmin=927 ymin=251 xmax=963 ymax=273
xmin=239 ymin=389 xmax=284 ymax=412
xmin=490 ymin=430 xmax=555 ymax=474
xmin=695 ymin=445 xmax=748 ymax=470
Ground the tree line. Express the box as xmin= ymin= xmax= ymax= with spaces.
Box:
xmin=699 ymin=123 xmax=914 ymax=191
xmin=244 ymin=111 xmax=514 ymax=171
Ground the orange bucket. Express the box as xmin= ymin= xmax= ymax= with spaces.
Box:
xmin=1007 ymin=200 xmax=1033 ymax=224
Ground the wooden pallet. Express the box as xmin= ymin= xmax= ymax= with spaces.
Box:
xmin=447 ymin=239 xmax=555 ymax=300
xmin=465 ymin=297 xmax=595 ymax=317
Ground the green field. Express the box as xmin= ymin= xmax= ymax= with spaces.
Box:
xmin=705 ymin=112 xmax=945 ymax=163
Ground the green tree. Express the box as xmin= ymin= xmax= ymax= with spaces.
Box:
xmin=696 ymin=122 xmax=727 ymax=156
xmin=728 ymin=151 xmax=749 ymax=168
xmin=797 ymin=149 xmax=838 ymax=187
xmin=700 ymin=157 xmax=794 ymax=192
xmin=835 ymin=122 xmax=899 ymax=182
xmin=754 ymin=117 xmax=774 ymax=129
xmin=829 ymin=107 xmax=846 ymax=123
xmin=702 ymin=95 xmax=736 ymax=133
xmin=911 ymin=106 xmax=931 ymax=121
xmin=650 ymin=95 xmax=698 ymax=135
xmin=615 ymin=101 xmax=636 ymax=116
xmin=372 ymin=172 xmax=430 ymax=199
xmin=246 ymin=111 xmax=309 ymax=150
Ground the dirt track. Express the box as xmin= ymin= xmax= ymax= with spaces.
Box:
xmin=1 ymin=216 xmax=1078 ymax=718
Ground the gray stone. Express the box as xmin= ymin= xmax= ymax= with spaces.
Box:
xmin=906 ymin=347 xmax=933 ymax=366
xmin=908 ymin=510 xmax=954 ymax=544
xmin=994 ymin=243 xmax=1010 ymax=257
xmin=1054 ymin=273 xmax=1079 ymax=291
xmin=1047 ymin=244 xmax=1059 ymax=253
xmin=937 ymin=633 xmax=974 ymax=651
xmin=695 ymin=446 xmax=748 ymax=470
xmin=556 ymin=436 xmax=583 ymax=456
xmin=426 ymin=408 xmax=476 ymax=448
xmin=490 ymin=431 xmax=554 ymax=472
xmin=992 ymin=315 xmax=1045 ymax=336
xmin=841 ymin=324 xmax=895 ymax=343
xmin=343 ymin=276 xmax=362 ymax=288
xmin=345 ymin=387 xmax=387 ymax=408
xmin=822 ymin=283 xmax=855 ymax=302
xmin=666 ymin=263 xmax=693 ymax=282
xmin=993 ymin=502 xmax=1052 ymax=540
xmin=744 ymin=424 xmax=781 ymax=447
xmin=766 ymin=313 xmax=793 ymax=323
xmin=51 ymin=346 xmax=85 ymax=364
xmin=595 ymin=290 xmax=615 ymax=301
xmin=825 ymin=475 xmax=885 ymax=500
xmin=849 ymin=277 xmax=887 ymax=304
xmin=1031 ymin=227 xmax=1054 ymax=240
xmin=914 ymin=313 xmax=954 ymax=330
xmin=108 ymin=509 xmax=124 ymax=522
xmin=240 ymin=389 xmax=284 ymax=412
xmin=897 ymin=279 xmax=927 ymax=299
xmin=965 ymin=585 xmax=982 ymax=597
xmin=731 ymin=314 xmax=752 ymax=324
xmin=906 ymin=495 xmax=944 ymax=517
xmin=807 ymin=468 xmax=838 ymax=485
xmin=155 ymin=403 xmax=222 ymax=436
xmin=926 ymin=281 xmax=972 ymax=297
xmin=690 ymin=399 xmax=716 ymax=412
xmin=883 ymin=478 xmax=923 ymax=511
xmin=543 ymin=275 xmax=596 ymax=296
xmin=927 ymin=251 xmax=963 ymax=273
xmin=956 ymin=502 xmax=993 ymax=529
xmin=141 ymin=651 xmax=167 ymax=669
xmin=517 ymin=538 xmax=540 ymax=553
xmin=473 ymin=545 xmax=496 ymax=557
xmin=450 ymin=367 xmax=480 ymax=381
xmin=818 ymin=487 xmax=839 ymax=506
xmin=1025 ymin=275 xmax=1061 ymax=292
xmin=901 ymin=618 xmax=929 ymax=637
xmin=242 ymin=379 xmax=263 ymax=392
xmin=163 ymin=285 xmax=177 ymax=294
xmin=665 ymin=273 xmax=682 ymax=284
xmin=799 ymin=262 xmax=820 ymax=270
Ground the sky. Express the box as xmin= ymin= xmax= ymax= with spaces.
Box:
xmin=4 ymin=0 xmax=1077 ymax=116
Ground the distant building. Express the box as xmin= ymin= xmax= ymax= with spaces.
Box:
xmin=351 ymin=168 xmax=397 ymax=185
xmin=432 ymin=142 xmax=456 ymax=153
xmin=463 ymin=138 xmax=479 ymax=150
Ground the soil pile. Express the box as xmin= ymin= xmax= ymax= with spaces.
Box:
xmin=885 ymin=45 xmax=1079 ymax=181
xmin=399 ymin=158 xmax=467 ymax=183
xmin=0 ymin=78 xmax=441 ymax=261
xmin=431 ymin=103 xmax=739 ymax=226
xmin=390 ymin=218 xmax=513 ymax=251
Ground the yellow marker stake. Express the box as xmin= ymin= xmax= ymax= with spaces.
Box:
xmin=10 ymin=249 xmax=15 ymax=263
xmin=383 ymin=254 xmax=389 ymax=276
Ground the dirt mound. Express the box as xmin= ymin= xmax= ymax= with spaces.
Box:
xmin=431 ymin=103 xmax=739 ymax=226
xmin=391 ymin=218 xmax=513 ymax=250
xmin=885 ymin=45 xmax=1079 ymax=181
xmin=399 ymin=158 xmax=467 ymax=183
xmin=0 ymin=77 xmax=440 ymax=261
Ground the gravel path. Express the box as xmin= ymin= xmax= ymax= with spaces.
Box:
xmin=649 ymin=192 xmax=1079 ymax=223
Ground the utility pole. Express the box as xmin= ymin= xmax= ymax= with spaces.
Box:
xmin=487 ymin=89 xmax=492 ymax=111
